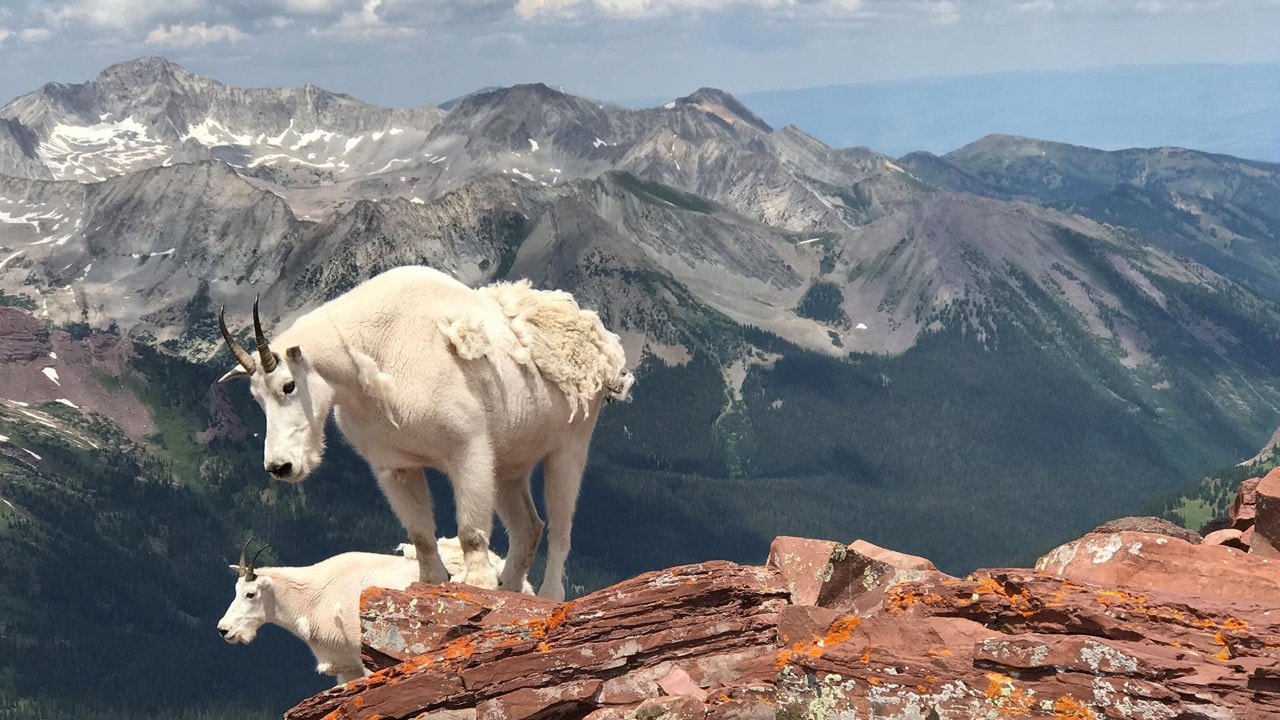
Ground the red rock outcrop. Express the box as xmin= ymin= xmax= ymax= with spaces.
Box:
xmin=1035 ymin=529 xmax=1280 ymax=602
xmin=284 ymin=531 xmax=1280 ymax=720
xmin=1231 ymin=476 xmax=1262 ymax=530
xmin=1200 ymin=472 xmax=1280 ymax=560
xmin=1253 ymin=469 xmax=1280 ymax=559
xmin=196 ymin=383 xmax=249 ymax=443
xmin=1090 ymin=515 xmax=1202 ymax=544
xmin=1203 ymin=527 xmax=1248 ymax=550
xmin=0 ymin=307 xmax=50 ymax=363
xmin=0 ymin=307 xmax=155 ymax=440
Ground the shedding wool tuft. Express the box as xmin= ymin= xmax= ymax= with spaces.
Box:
xmin=481 ymin=280 xmax=633 ymax=420
xmin=437 ymin=315 xmax=494 ymax=360
xmin=348 ymin=347 xmax=402 ymax=428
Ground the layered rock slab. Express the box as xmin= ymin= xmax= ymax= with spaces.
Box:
xmin=285 ymin=532 xmax=1280 ymax=720
xmin=286 ymin=562 xmax=789 ymax=720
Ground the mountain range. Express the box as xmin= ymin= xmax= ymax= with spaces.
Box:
xmin=731 ymin=63 xmax=1280 ymax=163
xmin=4 ymin=57 xmax=1280 ymax=719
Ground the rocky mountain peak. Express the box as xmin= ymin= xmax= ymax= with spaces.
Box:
xmin=457 ymin=82 xmax=581 ymax=112
xmin=96 ymin=56 xmax=194 ymax=86
xmin=672 ymin=87 xmax=772 ymax=133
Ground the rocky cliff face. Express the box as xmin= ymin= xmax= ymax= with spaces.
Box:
xmin=0 ymin=307 xmax=154 ymax=440
xmin=282 ymin=476 xmax=1280 ymax=720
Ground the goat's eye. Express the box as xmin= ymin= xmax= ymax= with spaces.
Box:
xmin=245 ymin=591 xmax=256 ymax=599
xmin=282 ymin=381 xmax=296 ymax=395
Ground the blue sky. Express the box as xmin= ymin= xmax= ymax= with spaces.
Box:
xmin=1 ymin=0 xmax=1279 ymax=107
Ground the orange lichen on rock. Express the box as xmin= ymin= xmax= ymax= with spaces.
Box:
xmin=1095 ymin=588 xmax=1147 ymax=606
xmin=1052 ymin=695 xmax=1098 ymax=720
xmin=975 ymin=576 xmax=1038 ymax=618
xmin=1213 ymin=632 xmax=1234 ymax=661
xmin=825 ymin=615 xmax=861 ymax=645
xmin=775 ymin=615 xmax=860 ymax=669
xmin=1221 ymin=616 xmax=1249 ymax=632
xmin=775 ymin=640 xmax=822 ymax=670
xmin=360 ymin=586 xmax=394 ymax=606
xmin=885 ymin=587 xmax=945 ymax=613
xmin=442 ymin=635 xmax=478 ymax=661
xmin=524 ymin=601 xmax=576 ymax=640
xmin=983 ymin=672 xmax=1035 ymax=716
xmin=546 ymin=602 xmax=574 ymax=631
xmin=404 ymin=654 xmax=435 ymax=671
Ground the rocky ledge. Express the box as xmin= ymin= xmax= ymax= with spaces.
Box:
xmin=287 ymin=481 xmax=1280 ymax=720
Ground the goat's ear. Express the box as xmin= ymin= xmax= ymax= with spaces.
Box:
xmin=286 ymin=345 xmax=303 ymax=363
xmin=228 ymin=564 xmax=241 ymax=575
xmin=218 ymin=367 xmax=251 ymax=383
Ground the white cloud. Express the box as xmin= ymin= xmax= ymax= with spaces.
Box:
xmin=515 ymin=0 xmax=868 ymax=20
xmin=1015 ymin=0 xmax=1053 ymax=11
xmin=47 ymin=0 xmax=211 ymax=31
xmin=145 ymin=22 xmax=246 ymax=47
xmin=316 ymin=0 xmax=418 ymax=39
xmin=927 ymin=0 xmax=959 ymax=24
xmin=279 ymin=0 xmax=349 ymax=13
xmin=0 ymin=27 xmax=10 ymax=43
xmin=20 ymin=26 xmax=53 ymax=41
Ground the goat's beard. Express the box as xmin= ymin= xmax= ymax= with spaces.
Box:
xmin=224 ymin=626 xmax=258 ymax=644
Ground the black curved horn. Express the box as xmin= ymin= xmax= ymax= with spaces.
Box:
xmin=220 ymin=307 xmax=256 ymax=374
xmin=237 ymin=538 xmax=252 ymax=578
xmin=246 ymin=544 xmax=270 ymax=582
xmin=252 ymin=297 xmax=278 ymax=374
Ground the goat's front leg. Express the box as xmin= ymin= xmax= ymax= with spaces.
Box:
xmin=447 ymin=440 xmax=499 ymax=590
xmin=375 ymin=467 xmax=450 ymax=584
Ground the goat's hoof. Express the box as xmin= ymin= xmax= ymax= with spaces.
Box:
xmin=538 ymin=582 xmax=566 ymax=602
xmin=419 ymin=565 xmax=450 ymax=585
xmin=462 ymin=570 xmax=500 ymax=590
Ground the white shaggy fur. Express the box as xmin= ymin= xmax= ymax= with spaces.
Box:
xmin=216 ymin=538 xmax=529 ymax=685
xmin=220 ymin=266 xmax=632 ymax=599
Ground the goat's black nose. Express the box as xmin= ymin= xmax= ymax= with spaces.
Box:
xmin=266 ymin=462 xmax=293 ymax=478
xmin=218 ymin=627 xmax=229 ymax=637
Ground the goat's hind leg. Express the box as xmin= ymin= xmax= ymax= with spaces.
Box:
xmin=448 ymin=441 xmax=500 ymax=590
xmin=376 ymin=467 xmax=450 ymax=584
xmin=495 ymin=468 xmax=542 ymax=593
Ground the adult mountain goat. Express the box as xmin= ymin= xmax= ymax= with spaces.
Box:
xmin=219 ymin=266 xmax=633 ymax=599
xmin=217 ymin=539 xmax=530 ymax=685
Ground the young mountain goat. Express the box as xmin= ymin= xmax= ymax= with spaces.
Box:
xmin=217 ymin=539 xmax=530 ymax=685
xmin=218 ymin=266 xmax=632 ymax=599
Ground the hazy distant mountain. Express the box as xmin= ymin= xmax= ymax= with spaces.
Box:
xmin=900 ymin=134 xmax=1280 ymax=302
xmin=731 ymin=63 xmax=1280 ymax=163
